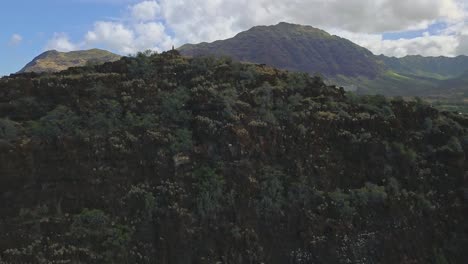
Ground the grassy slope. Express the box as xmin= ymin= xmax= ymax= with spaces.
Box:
xmin=19 ymin=49 xmax=121 ymax=73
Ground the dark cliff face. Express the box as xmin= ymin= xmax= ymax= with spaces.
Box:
xmin=0 ymin=51 xmax=467 ymax=263
xmin=179 ymin=22 xmax=384 ymax=78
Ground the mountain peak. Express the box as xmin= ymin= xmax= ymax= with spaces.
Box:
xmin=19 ymin=49 xmax=121 ymax=73
xmin=245 ymin=22 xmax=332 ymax=37
xmin=179 ymin=23 xmax=381 ymax=78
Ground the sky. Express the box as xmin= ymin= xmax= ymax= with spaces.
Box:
xmin=1 ymin=0 xmax=468 ymax=76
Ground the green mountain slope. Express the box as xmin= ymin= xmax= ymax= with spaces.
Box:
xmin=18 ymin=49 xmax=121 ymax=73
xmin=179 ymin=22 xmax=384 ymax=78
xmin=0 ymin=51 xmax=466 ymax=263
xmin=179 ymin=22 xmax=468 ymax=100
xmin=380 ymin=55 xmax=468 ymax=79
xmin=423 ymin=71 xmax=468 ymax=113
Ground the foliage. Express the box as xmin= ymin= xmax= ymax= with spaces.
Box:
xmin=193 ymin=166 xmax=225 ymax=219
xmin=255 ymin=166 xmax=286 ymax=218
xmin=28 ymin=105 xmax=81 ymax=139
xmin=0 ymin=118 xmax=19 ymax=141
xmin=0 ymin=51 xmax=466 ymax=263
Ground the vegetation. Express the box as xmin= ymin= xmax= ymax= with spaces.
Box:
xmin=0 ymin=50 xmax=466 ymax=263
xmin=18 ymin=49 xmax=121 ymax=73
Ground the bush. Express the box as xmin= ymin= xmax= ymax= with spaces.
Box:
xmin=128 ymin=50 xmax=157 ymax=78
xmin=28 ymin=105 xmax=80 ymax=139
xmin=256 ymin=166 xmax=285 ymax=218
xmin=71 ymin=209 xmax=132 ymax=262
xmin=160 ymin=86 xmax=191 ymax=124
xmin=439 ymin=136 xmax=463 ymax=153
xmin=0 ymin=118 xmax=19 ymax=140
xmin=328 ymin=190 xmax=355 ymax=219
xmin=193 ymin=166 xmax=225 ymax=219
xmin=170 ymin=128 xmax=193 ymax=154
xmin=392 ymin=142 xmax=417 ymax=163
xmin=352 ymin=183 xmax=388 ymax=207
xmin=71 ymin=209 xmax=110 ymax=238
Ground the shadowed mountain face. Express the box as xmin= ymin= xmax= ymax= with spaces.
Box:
xmin=18 ymin=49 xmax=121 ymax=73
xmin=179 ymin=22 xmax=384 ymax=78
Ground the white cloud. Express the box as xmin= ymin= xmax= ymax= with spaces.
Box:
xmin=134 ymin=22 xmax=173 ymax=51
xmin=85 ymin=22 xmax=136 ymax=54
xmin=81 ymin=21 xmax=174 ymax=54
xmin=155 ymin=0 xmax=468 ymax=57
xmin=457 ymin=35 xmax=468 ymax=54
xmin=45 ymin=0 xmax=468 ymax=57
xmin=45 ymin=33 xmax=77 ymax=51
xmin=377 ymin=35 xmax=460 ymax=57
xmin=330 ymin=29 xmax=461 ymax=57
xmin=131 ymin=0 xmax=160 ymax=21
xmin=155 ymin=0 xmax=465 ymax=42
xmin=8 ymin=34 xmax=22 ymax=46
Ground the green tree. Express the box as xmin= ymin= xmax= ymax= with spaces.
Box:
xmin=193 ymin=166 xmax=225 ymax=219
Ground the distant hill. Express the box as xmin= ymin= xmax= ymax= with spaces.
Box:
xmin=19 ymin=49 xmax=121 ymax=73
xmin=179 ymin=22 xmax=384 ymax=78
xmin=178 ymin=22 xmax=468 ymax=102
xmin=379 ymin=55 xmax=468 ymax=79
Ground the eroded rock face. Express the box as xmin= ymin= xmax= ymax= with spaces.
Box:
xmin=0 ymin=51 xmax=467 ymax=263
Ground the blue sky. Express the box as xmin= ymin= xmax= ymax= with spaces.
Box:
xmin=1 ymin=0 xmax=467 ymax=76
xmin=1 ymin=0 xmax=134 ymax=75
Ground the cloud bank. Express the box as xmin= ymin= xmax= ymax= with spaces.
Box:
xmin=8 ymin=34 xmax=23 ymax=46
xmin=46 ymin=0 xmax=468 ymax=57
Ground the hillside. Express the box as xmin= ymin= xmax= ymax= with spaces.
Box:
xmin=380 ymin=55 xmax=468 ymax=80
xmin=0 ymin=51 xmax=467 ymax=263
xmin=179 ymin=22 xmax=384 ymax=78
xmin=424 ymin=72 xmax=468 ymax=113
xmin=18 ymin=49 xmax=121 ymax=73
xmin=179 ymin=22 xmax=468 ymax=102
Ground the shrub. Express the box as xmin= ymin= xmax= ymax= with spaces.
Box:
xmin=160 ymin=86 xmax=191 ymax=124
xmin=392 ymin=142 xmax=417 ymax=163
xmin=169 ymin=128 xmax=193 ymax=154
xmin=352 ymin=183 xmax=388 ymax=207
xmin=193 ymin=166 xmax=225 ymax=219
xmin=439 ymin=136 xmax=463 ymax=153
xmin=0 ymin=118 xmax=19 ymax=140
xmin=256 ymin=166 xmax=286 ymax=218
xmin=71 ymin=209 xmax=132 ymax=262
xmin=71 ymin=209 xmax=110 ymax=238
xmin=29 ymin=105 xmax=80 ymax=139
xmin=328 ymin=190 xmax=355 ymax=219
xmin=128 ymin=50 xmax=157 ymax=78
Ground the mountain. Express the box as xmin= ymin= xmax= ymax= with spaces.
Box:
xmin=179 ymin=22 xmax=384 ymax=78
xmin=1 ymin=51 xmax=466 ymax=263
xmin=179 ymin=22 xmax=468 ymax=102
xmin=423 ymin=71 xmax=468 ymax=113
xmin=18 ymin=49 xmax=121 ymax=73
xmin=380 ymin=55 xmax=468 ymax=79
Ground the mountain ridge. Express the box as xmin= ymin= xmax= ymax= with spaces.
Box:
xmin=179 ymin=22 xmax=468 ymax=102
xmin=18 ymin=48 xmax=121 ymax=73
xmin=179 ymin=22 xmax=384 ymax=78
